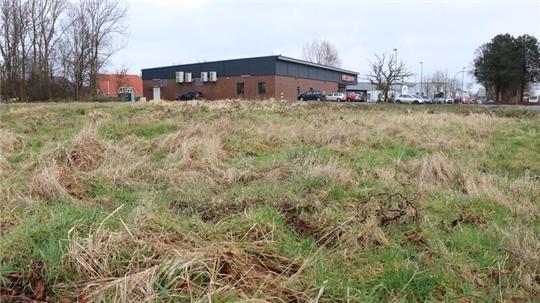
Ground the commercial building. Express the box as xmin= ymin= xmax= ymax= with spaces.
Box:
xmin=141 ymin=55 xmax=358 ymax=101
xmin=97 ymin=74 xmax=143 ymax=101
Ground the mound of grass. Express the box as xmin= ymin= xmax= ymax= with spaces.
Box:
xmin=0 ymin=100 xmax=538 ymax=302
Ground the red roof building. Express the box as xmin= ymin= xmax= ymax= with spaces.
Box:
xmin=97 ymin=74 xmax=143 ymax=97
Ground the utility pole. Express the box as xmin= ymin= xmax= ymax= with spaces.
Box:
xmin=419 ymin=61 xmax=424 ymax=96
xmin=394 ymin=48 xmax=402 ymax=93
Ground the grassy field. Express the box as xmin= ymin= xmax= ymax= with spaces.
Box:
xmin=0 ymin=101 xmax=538 ymax=302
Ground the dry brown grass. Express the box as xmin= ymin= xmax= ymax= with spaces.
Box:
xmin=0 ymin=129 xmax=21 ymax=153
xmin=301 ymin=157 xmax=357 ymax=187
xmin=154 ymin=127 xmax=259 ymax=189
xmin=30 ymin=163 xmax=72 ymax=201
xmin=0 ymin=153 xmax=9 ymax=174
xmin=63 ymin=212 xmax=310 ymax=303
xmin=497 ymin=225 xmax=540 ymax=293
xmin=55 ymin=128 xmax=108 ymax=172
xmin=246 ymin=109 xmax=499 ymax=154
xmin=30 ymin=128 xmax=110 ymax=201
xmin=1 ymin=101 xmax=537 ymax=302
xmin=404 ymin=153 xmax=539 ymax=221
xmin=407 ymin=153 xmax=459 ymax=188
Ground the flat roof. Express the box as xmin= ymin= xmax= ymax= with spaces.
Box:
xmin=142 ymin=55 xmax=359 ymax=75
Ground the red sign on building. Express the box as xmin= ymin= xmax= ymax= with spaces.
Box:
xmin=342 ymin=75 xmax=356 ymax=82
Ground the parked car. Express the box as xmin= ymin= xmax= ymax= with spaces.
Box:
xmin=529 ymin=95 xmax=539 ymax=103
xmin=455 ymin=96 xmax=473 ymax=104
xmin=298 ymin=91 xmax=325 ymax=101
xmin=346 ymin=92 xmax=358 ymax=102
xmin=433 ymin=97 xmax=446 ymax=104
xmin=325 ymin=92 xmax=347 ymax=102
xmin=420 ymin=96 xmax=431 ymax=104
xmin=357 ymin=94 xmax=367 ymax=102
xmin=177 ymin=91 xmax=203 ymax=101
xmin=395 ymin=94 xmax=424 ymax=104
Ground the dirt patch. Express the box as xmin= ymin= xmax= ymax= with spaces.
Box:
xmin=278 ymin=201 xmax=316 ymax=237
xmin=362 ymin=192 xmax=420 ymax=227
xmin=450 ymin=214 xmax=486 ymax=229
xmin=314 ymin=192 xmax=421 ymax=248
xmin=170 ymin=197 xmax=267 ymax=223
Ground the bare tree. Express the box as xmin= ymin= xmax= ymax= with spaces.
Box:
xmin=302 ymin=39 xmax=341 ymax=67
xmin=60 ymin=1 xmax=91 ymax=100
xmin=429 ymin=70 xmax=448 ymax=94
xmin=114 ymin=65 xmax=128 ymax=90
xmin=0 ymin=0 xmax=28 ymax=99
xmin=83 ymin=0 xmax=127 ymax=98
xmin=28 ymin=0 xmax=67 ymax=100
xmin=366 ymin=53 xmax=412 ymax=103
xmin=0 ymin=0 xmax=127 ymax=101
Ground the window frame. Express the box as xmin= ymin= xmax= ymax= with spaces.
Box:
xmin=258 ymin=82 xmax=267 ymax=95
xmin=236 ymin=82 xmax=245 ymax=95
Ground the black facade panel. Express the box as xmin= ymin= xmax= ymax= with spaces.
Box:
xmin=273 ymin=61 xmax=357 ymax=85
xmin=288 ymin=63 xmax=298 ymax=77
xmin=142 ymin=56 xmax=279 ymax=80
xmin=276 ymin=61 xmax=288 ymax=76
xmin=298 ymin=65 xmax=308 ymax=78
xmin=249 ymin=58 xmax=275 ymax=75
xmin=225 ymin=60 xmax=249 ymax=76
xmin=142 ymin=55 xmax=358 ymax=85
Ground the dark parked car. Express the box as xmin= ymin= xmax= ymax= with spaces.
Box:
xmin=298 ymin=91 xmax=325 ymax=101
xmin=177 ymin=91 xmax=203 ymax=101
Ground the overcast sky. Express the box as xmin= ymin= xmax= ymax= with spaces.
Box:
xmin=110 ymin=0 xmax=540 ymax=85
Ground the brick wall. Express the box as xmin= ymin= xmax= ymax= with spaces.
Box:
xmin=143 ymin=76 xmax=276 ymax=101
xmin=143 ymin=75 xmax=340 ymax=101
xmin=274 ymin=76 xmax=339 ymax=101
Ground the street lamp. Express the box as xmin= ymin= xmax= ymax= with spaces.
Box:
xmin=419 ymin=61 xmax=423 ymax=96
xmin=453 ymin=67 xmax=467 ymax=98
xmin=393 ymin=48 xmax=398 ymax=62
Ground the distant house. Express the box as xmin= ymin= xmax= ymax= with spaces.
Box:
xmin=97 ymin=74 xmax=143 ymax=98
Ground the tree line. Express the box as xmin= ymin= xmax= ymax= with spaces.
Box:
xmin=474 ymin=34 xmax=540 ymax=103
xmin=0 ymin=0 xmax=127 ymax=101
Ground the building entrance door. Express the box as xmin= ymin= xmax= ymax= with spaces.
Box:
xmin=153 ymin=87 xmax=161 ymax=101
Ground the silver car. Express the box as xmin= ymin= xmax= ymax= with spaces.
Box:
xmin=325 ymin=92 xmax=346 ymax=102
xmin=395 ymin=94 xmax=424 ymax=104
